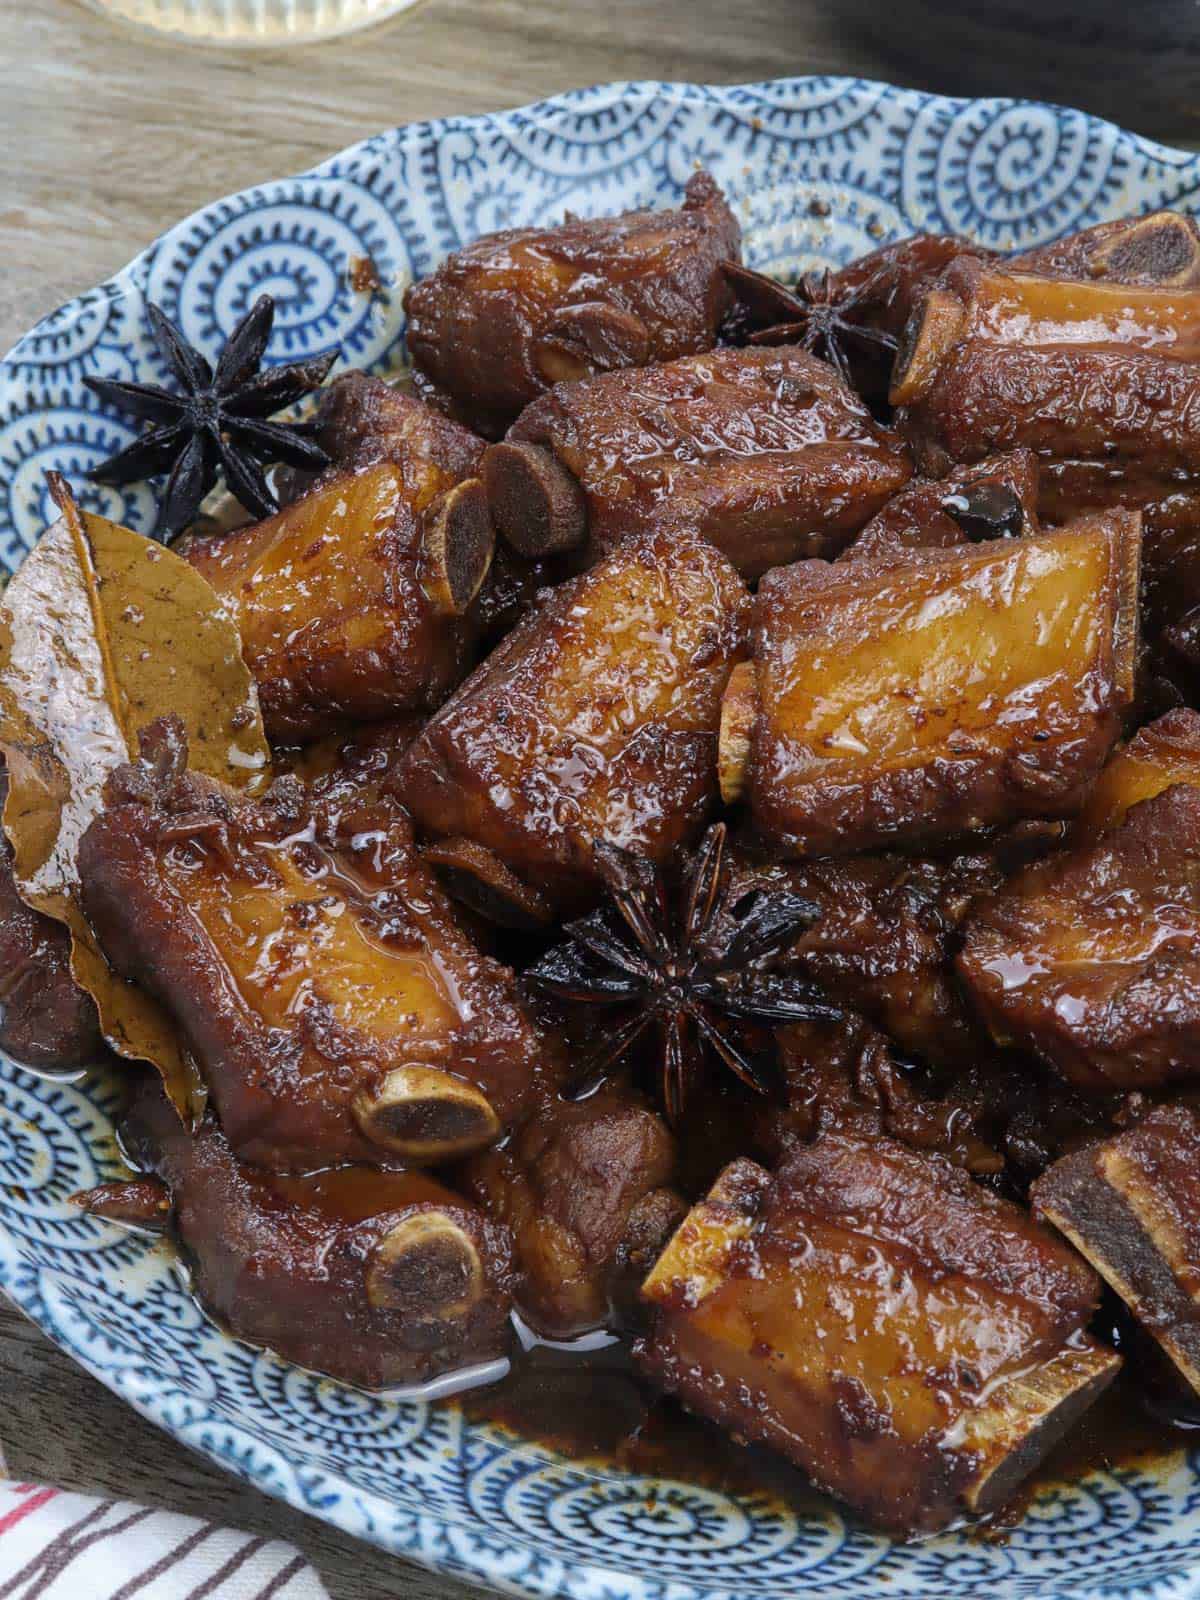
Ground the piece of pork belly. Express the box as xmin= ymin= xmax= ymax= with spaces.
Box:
xmin=78 ymin=718 xmax=551 ymax=1170
xmin=404 ymin=171 xmax=740 ymax=440
xmin=1073 ymin=709 xmax=1200 ymax=844
xmin=187 ymin=461 xmax=494 ymax=740
xmin=637 ymin=1137 xmax=1117 ymax=1535
xmin=75 ymin=1074 xmax=513 ymax=1390
xmin=462 ymin=1083 xmax=684 ymax=1339
xmin=960 ymin=782 xmax=1200 ymax=1091
xmin=397 ymin=527 xmax=749 ymax=914
xmin=720 ymin=511 xmax=1140 ymax=857
xmin=1033 ymin=1104 xmax=1200 ymax=1398
xmin=891 ymin=258 xmax=1200 ymax=635
xmin=483 ymin=345 xmax=911 ymax=576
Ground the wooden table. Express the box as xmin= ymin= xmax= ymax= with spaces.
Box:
xmin=3 ymin=4 xmax=1197 ymax=1597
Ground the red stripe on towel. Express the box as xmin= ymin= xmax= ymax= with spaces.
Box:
xmin=0 ymin=1488 xmax=59 ymax=1538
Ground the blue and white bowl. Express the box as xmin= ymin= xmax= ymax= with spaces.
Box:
xmin=3 ymin=77 xmax=1200 ymax=1600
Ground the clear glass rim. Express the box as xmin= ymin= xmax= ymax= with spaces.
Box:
xmin=77 ymin=0 xmax=426 ymax=48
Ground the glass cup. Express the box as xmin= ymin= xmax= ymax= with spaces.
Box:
xmin=81 ymin=0 xmax=424 ymax=45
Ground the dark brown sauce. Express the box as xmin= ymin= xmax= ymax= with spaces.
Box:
xmin=115 ymin=1083 xmax=1198 ymax=1532
xmin=349 ymin=255 xmax=383 ymax=294
xmin=459 ymin=1332 xmax=833 ymax=1515
xmin=457 ymin=1312 xmax=1198 ymax=1538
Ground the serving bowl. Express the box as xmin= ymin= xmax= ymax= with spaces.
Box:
xmin=3 ymin=76 xmax=1200 ymax=1600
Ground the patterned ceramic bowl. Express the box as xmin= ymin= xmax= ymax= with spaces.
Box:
xmin=3 ymin=77 xmax=1200 ymax=1600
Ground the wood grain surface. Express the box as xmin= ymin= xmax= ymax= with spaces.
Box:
xmin=2 ymin=3 xmax=1197 ymax=1597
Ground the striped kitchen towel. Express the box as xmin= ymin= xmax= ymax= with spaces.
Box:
xmin=0 ymin=1481 xmax=330 ymax=1600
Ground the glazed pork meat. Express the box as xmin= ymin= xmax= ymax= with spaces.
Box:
xmin=753 ymin=1013 xmax=1118 ymax=1192
xmin=274 ymin=371 xmax=566 ymax=656
xmin=1010 ymin=209 xmax=1200 ymax=286
xmin=277 ymin=369 xmax=486 ymax=503
xmin=404 ymin=171 xmax=741 ymax=439
xmin=77 ymin=718 xmax=551 ymax=1170
xmin=1033 ymin=1104 xmax=1200 ymax=1401
xmin=698 ymin=846 xmax=1003 ymax=1069
xmin=463 ymin=1084 xmax=685 ymax=1339
xmin=43 ymin=193 xmax=1200 ymax=1528
xmin=273 ymin=714 xmax=425 ymax=802
xmin=839 ymin=448 xmax=1040 ymax=563
xmin=1073 ymin=708 xmax=1200 ymax=843
xmin=637 ymin=1137 xmax=1118 ymax=1536
xmin=482 ymin=345 xmax=911 ymax=577
xmin=720 ymin=510 xmax=1140 ymax=856
xmin=959 ymin=779 xmax=1200 ymax=1091
xmin=76 ymin=1076 xmax=514 ymax=1390
xmin=188 ymin=445 xmax=494 ymax=739
xmin=891 ymin=257 xmax=1200 ymax=632
xmin=743 ymin=1013 xmax=1010 ymax=1177
xmin=397 ymin=527 xmax=749 ymax=916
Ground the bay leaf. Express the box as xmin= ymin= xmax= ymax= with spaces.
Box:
xmin=0 ymin=476 xmax=271 ymax=1120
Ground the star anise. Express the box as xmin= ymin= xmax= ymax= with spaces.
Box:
xmin=84 ymin=295 xmax=336 ymax=541
xmin=525 ymin=824 xmax=841 ymax=1123
xmin=724 ymin=261 xmax=898 ymax=385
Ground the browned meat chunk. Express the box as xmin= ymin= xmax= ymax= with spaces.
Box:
xmin=397 ymin=528 xmax=749 ymax=912
xmin=745 ymin=1014 xmax=1005 ymax=1176
xmin=637 ymin=1137 xmax=1117 ymax=1535
xmin=463 ymin=1085 xmax=684 ymax=1339
xmin=272 ymin=716 xmax=426 ymax=806
xmin=1073 ymin=709 xmax=1200 ymax=844
xmin=0 ymin=769 xmax=101 ymax=1071
xmin=470 ymin=544 xmax=581 ymax=649
xmin=273 ymin=376 xmax=547 ymax=663
xmin=960 ymin=783 xmax=1200 ymax=1091
xmin=404 ymin=171 xmax=740 ymax=440
xmin=187 ymin=461 xmax=493 ymax=740
xmin=895 ymin=259 xmax=1200 ymax=414
xmin=304 ymin=370 xmax=480 ymax=484
xmin=278 ymin=370 xmax=485 ymax=503
xmin=722 ymin=511 xmax=1140 ymax=856
xmin=892 ymin=259 xmax=1200 ymax=633
xmin=841 ymin=449 xmax=1040 ymax=564
xmin=754 ymin=1015 xmax=1118 ymax=1192
xmin=76 ymin=1076 xmax=513 ymax=1390
xmin=77 ymin=719 xmax=551 ymax=1170
xmin=1033 ymin=1104 xmax=1200 ymax=1398
xmin=487 ymin=345 xmax=912 ymax=576
xmin=699 ymin=846 xmax=1001 ymax=1068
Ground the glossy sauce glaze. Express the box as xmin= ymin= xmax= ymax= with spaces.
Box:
xmin=403 ymin=171 xmax=741 ymax=440
xmin=461 ymin=1312 xmax=1197 ymax=1539
xmin=397 ymin=525 xmax=750 ymax=908
xmin=510 ymin=344 xmax=912 ymax=578
xmin=113 ymin=1078 xmax=1195 ymax=1531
